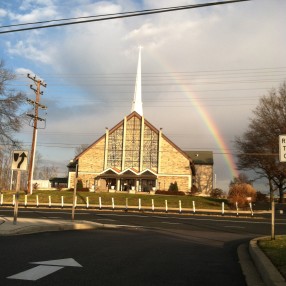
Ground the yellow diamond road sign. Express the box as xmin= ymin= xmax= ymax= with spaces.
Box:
xmin=12 ymin=151 xmax=29 ymax=171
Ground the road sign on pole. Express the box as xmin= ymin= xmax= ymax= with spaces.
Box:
xmin=11 ymin=151 xmax=28 ymax=171
xmin=279 ymin=135 xmax=286 ymax=162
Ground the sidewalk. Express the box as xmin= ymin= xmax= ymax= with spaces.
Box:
xmin=0 ymin=216 xmax=118 ymax=236
xmin=0 ymin=216 xmax=285 ymax=286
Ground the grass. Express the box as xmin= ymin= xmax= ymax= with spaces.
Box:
xmin=0 ymin=189 xmax=229 ymax=210
xmin=258 ymin=236 xmax=286 ymax=279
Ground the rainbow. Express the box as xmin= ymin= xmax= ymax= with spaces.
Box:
xmin=142 ymin=50 xmax=238 ymax=180
xmin=182 ymin=83 xmax=239 ymax=179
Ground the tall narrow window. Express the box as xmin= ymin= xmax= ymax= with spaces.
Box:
xmin=107 ymin=125 xmax=123 ymax=169
xmin=125 ymin=116 xmax=141 ymax=170
xmin=143 ymin=125 xmax=158 ymax=171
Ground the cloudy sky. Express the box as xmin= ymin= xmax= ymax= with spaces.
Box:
xmin=0 ymin=0 xmax=285 ymax=192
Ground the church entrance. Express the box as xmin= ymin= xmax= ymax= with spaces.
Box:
xmin=121 ymin=179 xmax=135 ymax=192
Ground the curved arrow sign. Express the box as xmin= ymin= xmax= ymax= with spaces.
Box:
xmin=11 ymin=151 xmax=28 ymax=171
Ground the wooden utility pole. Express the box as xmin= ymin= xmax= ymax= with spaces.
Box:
xmin=27 ymin=74 xmax=47 ymax=194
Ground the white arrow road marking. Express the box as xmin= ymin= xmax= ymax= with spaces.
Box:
xmin=31 ymin=258 xmax=82 ymax=267
xmin=7 ymin=258 xmax=82 ymax=281
xmin=7 ymin=266 xmax=63 ymax=281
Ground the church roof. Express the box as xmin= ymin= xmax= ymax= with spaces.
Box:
xmin=73 ymin=49 xmax=192 ymax=164
xmin=74 ymin=111 xmax=192 ymax=163
xmin=184 ymin=151 xmax=213 ymax=165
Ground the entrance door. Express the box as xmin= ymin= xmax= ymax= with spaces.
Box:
xmin=141 ymin=179 xmax=155 ymax=192
xmin=121 ymin=179 xmax=135 ymax=191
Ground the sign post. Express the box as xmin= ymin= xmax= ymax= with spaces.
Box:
xmin=11 ymin=151 xmax=28 ymax=225
xmin=71 ymin=163 xmax=78 ymax=221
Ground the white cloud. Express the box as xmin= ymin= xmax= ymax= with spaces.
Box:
xmin=19 ymin=0 xmax=56 ymax=11
xmin=0 ymin=8 xmax=8 ymax=17
xmin=6 ymin=40 xmax=53 ymax=64
xmin=5 ymin=0 xmax=286 ymax=192
xmin=15 ymin=67 xmax=45 ymax=83
xmin=8 ymin=6 xmax=59 ymax=23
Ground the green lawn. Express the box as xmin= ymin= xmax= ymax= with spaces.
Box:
xmin=258 ymin=236 xmax=286 ymax=279
xmin=1 ymin=189 xmax=229 ymax=210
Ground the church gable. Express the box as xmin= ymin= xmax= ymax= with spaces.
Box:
xmin=106 ymin=112 xmax=160 ymax=173
xmin=68 ymin=49 xmax=194 ymax=192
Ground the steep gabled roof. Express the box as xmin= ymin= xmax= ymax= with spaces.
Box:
xmin=74 ymin=111 xmax=192 ymax=164
xmin=184 ymin=151 xmax=213 ymax=165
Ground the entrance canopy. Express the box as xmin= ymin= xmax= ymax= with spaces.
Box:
xmin=97 ymin=168 xmax=157 ymax=180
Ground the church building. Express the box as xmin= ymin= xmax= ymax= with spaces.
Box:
xmin=67 ymin=49 xmax=213 ymax=194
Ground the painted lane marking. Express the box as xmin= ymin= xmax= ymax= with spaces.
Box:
xmin=224 ymin=226 xmax=245 ymax=229
xmin=115 ymin=225 xmax=144 ymax=228
xmin=100 ymin=213 xmax=149 ymax=218
xmin=8 ymin=265 xmax=63 ymax=281
xmin=7 ymin=258 xmax=82 ymax=281
xmin=31 ymin=258 xmax=82 ymax=267
xmin=96 ymin=219 xmax=116 ymax=222
xmin=160 ymin=222 xmax=182 ymax=225
xmin=0 ymin=210 xmax=88 ymax=215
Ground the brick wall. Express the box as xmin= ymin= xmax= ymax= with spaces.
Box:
xmin=159 ymin=137 xmax=190 ymax=175
xmin=158 ymin=176 xmax=191 ymax=192
xmin=158 ymin=137 xmax=191 ymax=191
xmin=78 ymin=137 xmax=105 ymax=173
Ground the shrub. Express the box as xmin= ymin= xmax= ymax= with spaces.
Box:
xmin=168 ymin=181 xmax=179 ymax=193
xmin=256 ymin=191 xmax=268 ymax=202
xmin=77 ymin=180 xmax=83 ymax=189
xmin=210 ymin=188 xmax=224 ymax=198
xmin=228 ymin=183 xmax=257 ymax=207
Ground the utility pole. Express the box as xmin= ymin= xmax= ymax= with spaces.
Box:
xmin=26 ymin=74 xmax=47 ymax=194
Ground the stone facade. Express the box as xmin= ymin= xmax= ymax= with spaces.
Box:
xmin=68 ymin=112 xmax=193 ymax=193
xmin=158 ymin=136 xmax=191 ymax=191
xmin=184 ymin=151 xmax=214 ymax=195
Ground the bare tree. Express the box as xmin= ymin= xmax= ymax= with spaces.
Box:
xmin=33 ymin=152 xmax=43 ymax=179
xmin=235 ymin=82 xmax=286 ymax=202
xmin=38 ymin=165 xmax=58 ymax=180
xmin=74 ymin=144 xmax=89 ymax=156
xmin=230 ymin=173 xmax=252 ymax=187
xmin=0 ymin=60 xmax=26 ymax=190
xmin=0 ymin=60 xmax=26 ymax=145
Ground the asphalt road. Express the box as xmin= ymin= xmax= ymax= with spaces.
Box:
xmin=0 ymin=207 xmax=285 ymax=285
xmin=1 ymin=227 xmax=248 ymax=286
xmin=1 ymin=206 xmax=286 ymax=236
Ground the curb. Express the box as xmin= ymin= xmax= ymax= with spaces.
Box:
xmin=238 ymin=243 xmax=265 ymax=286
xmin=0 ymin=220 xmax=121 ymax=236
xmin=249 ymin=237 xmax=286 ymax=286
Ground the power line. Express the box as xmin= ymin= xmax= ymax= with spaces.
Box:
xmin=15 ymin=66 xmax=286 ymax=77
xmin=0 ymin=0 xmax=250 ymax=34
xmin=0 ymin=2 xmax=233 ymax=29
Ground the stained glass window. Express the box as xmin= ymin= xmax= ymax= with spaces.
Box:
xmin=107 ymin=125 xmax=123 ymax=169
xmin=143 ymin=125 xmax=158 ymax=171
xmin=125 ymin=116 xmax=141 ymax=170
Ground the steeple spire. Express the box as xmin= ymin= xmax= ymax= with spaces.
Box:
xmin=131 ymin=46 xmax=143 ymax=116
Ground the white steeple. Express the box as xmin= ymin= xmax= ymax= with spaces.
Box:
xmin=131 ymin=46 xmax=143 ymax=116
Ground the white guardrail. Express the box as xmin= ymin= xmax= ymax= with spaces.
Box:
xmin=0 ymin=193 xmax=271 ymax=216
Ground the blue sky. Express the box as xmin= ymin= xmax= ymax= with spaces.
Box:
xmin=1 ymin=0 xmax=286 ymax=192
